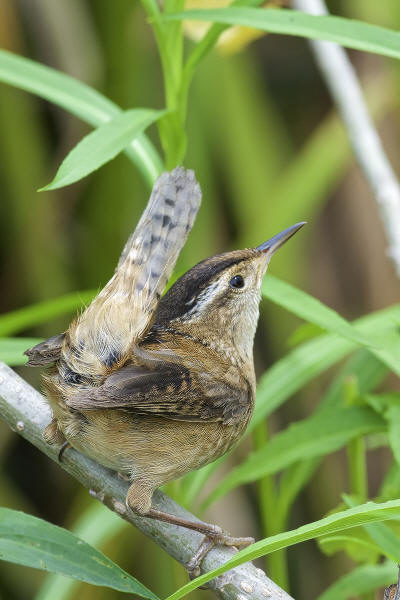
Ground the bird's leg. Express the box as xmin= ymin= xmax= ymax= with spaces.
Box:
xmin=126 ymin=480 xmax=254 ymax=577
xmin=145 ymin=507 xmax=254 ymax=578
xmin=43 ymin=418 xmax=66 ymax=445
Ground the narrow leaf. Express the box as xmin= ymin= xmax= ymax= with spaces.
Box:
xmin=316 ymin=562 xmax=398 ymax=600
xmin=262 ymin=276 xmax=400 ymax=377
xmin=387 ymin=405 xmax=400 ymax=465
xmin=165 ymin=500 xmax=400 ymax=599
xmin=251 ymin=303 xmax=399 ymax=432
xmin=0 ymin=290 xmax=96 ymax=336
xmin=344 ymin=494 xmax=400 ymax=563
xmin=275 ymin=459 xmax=320 ymax=529
xmin=41 ymin=109 xmax=166 ymax=190
xmin=274 ymin=350 xmax=387 ymax=530
xmin=204 ymin=407 xmax=385 ymax=507
xmin=263 ymin=276 xmax=377 ymax=348
xmin=166 ymin=8 xmax=400 ymax=61
xmin=0 ymin=508 xmax=158 ymax=599
xmin=0 ymin=338 xmax=42 ymax=366
xmin=178 ymin=455 xmax=226 ymax=509
xmin=319 ymin=534 xmax=383 ymax=561
xmin=0 ymin=49 xmax=162 ymax=187
xmin=320 ymin=350 xmax=388 ymax=415
xmin=35 ymin=503 xmax=128 ymax=600
xmin=378 ymin=464 xmax=400 ymax=502
xmin=364 ymin=521 xmax=400 ymax=563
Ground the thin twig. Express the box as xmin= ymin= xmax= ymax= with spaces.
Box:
xmin=292 ymin=0 xmax=400 ymax=276
xmin=0 ymin=361 xmax=293 ymax=600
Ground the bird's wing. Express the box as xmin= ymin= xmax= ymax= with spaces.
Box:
xmin=25 ymin=333 xmax=65 ymax=366
xmin=64 ymin=361 xmax=251 ymax=425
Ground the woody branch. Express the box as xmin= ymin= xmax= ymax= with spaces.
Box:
xmin=0 ymin=361 xmax=293 ymax=600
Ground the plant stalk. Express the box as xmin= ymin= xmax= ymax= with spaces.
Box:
xmin=344 ymin=376 xmax=368 ymax=501
xmin=253 ymin=420 xmax=290 ymax=591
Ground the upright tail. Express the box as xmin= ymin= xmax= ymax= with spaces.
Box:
xmin=60 ymin=167 xmax=202 ymax=384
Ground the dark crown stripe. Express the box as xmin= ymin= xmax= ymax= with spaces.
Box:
xmin=155 ymin=251 xmax=251 ymax=323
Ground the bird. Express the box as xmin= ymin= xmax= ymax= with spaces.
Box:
xmin=25 ymin=167 xmax=305 ymax=576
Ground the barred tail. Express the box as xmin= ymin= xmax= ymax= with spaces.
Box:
xmin=61 ymin=167 xmax=201 ymax=382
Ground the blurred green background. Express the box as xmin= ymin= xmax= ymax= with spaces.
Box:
xmin=1 ymin=1 xmax=400 ymax=599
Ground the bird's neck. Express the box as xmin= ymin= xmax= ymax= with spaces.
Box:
xmin=151 ymin=313 xmax=257 ymax=373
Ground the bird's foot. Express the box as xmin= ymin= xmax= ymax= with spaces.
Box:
xmin=143 ymin=507 xmax=253 ymax=580
xmin=187 ymin=528 xmax=254 ymax=579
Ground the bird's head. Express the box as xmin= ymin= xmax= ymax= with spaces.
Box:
xmin=155 ymin=222 xmax=306 ymax=363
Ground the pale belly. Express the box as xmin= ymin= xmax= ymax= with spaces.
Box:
xmin=53 ymin=403 xmax=250 ymax=488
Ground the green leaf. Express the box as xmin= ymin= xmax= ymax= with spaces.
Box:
xmin=252 ymin=334 xmax=351 ymax=429
xmin=263 ymin=276 xmax=378 ymax=348
xmin=262 ymin=276 xmax=400 ymax=377
xmin=204 ymin=407 xmax=385 ymax=508
xmin=0 ymin=49 xmax=163 ymax=187
xmin=165 ymin=8 xmax=400 ymax=61
xmin=387 ymin=405 xmax=400 ymax=465
xmin=287 ymin=322 xmax=324 ymax=347
xmin=365 ymin=393 xmax=400 ymax=415
xmin=320 ymin=350 xmax=388 ymax=415
xmin=378 ymin=464 xmax=400 ymax=502
xmin=183 ymin=0 xmax=265 ymax=81
xmin=344 ymin=494 xmax=400 ymax=563
xmin=364 ymin=521 xmax=400 ymax=562
xmin=274 ymin=350 xmax=387 ymax=531
xmin=0 ymin=338 xmax=42 ymax=366
xmin=0 ymin=508 xmax=158 ymax=598
xmin=316 ymin=562 xmax=398 ymax=600
xmin=251 ymin=303 xmax=399 ymax=432
xmin=319 ymin=534 xmax=382 ymax=562
xmin=164 ymin=500 xmax=400 ymax=599
xmin=35 ymin=503 xmax=129 ymax=600
xmin=41 ymin=109 xmax=166 ymax=191
xmin=178 ymin=455 xmax=226 ymax=509
xmin=0 ymin=290 xmax=96 ymax=337
xmin=363 ymin=395 xmax=400 ymax=465
xmin=275 ymin=458 xmax=320 ymax=529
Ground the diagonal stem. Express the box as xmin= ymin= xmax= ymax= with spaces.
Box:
xmin=292 ymin=0 xmax=400 ymax=277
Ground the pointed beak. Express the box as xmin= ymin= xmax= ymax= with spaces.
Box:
xmin=256 ymin=222 xmax=307 ymax=257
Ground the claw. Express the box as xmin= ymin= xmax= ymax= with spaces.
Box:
xmin=187 ymin=531 xmax=254 ymax=580
xmin=58 ymin=441 xmax=71 ymax=462
xmin=187 ymin=537 xmax=216 ymax=580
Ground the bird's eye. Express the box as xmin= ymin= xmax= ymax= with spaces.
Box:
xmin=229 ymin=275 xmax=245 ymax=289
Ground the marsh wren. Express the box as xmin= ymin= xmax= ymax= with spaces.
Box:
xmin=25 ymin=167 xmax=305 ymax=576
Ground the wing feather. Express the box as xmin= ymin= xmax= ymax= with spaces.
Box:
xmin=65 ymin=361 xmax=250 ymax=425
